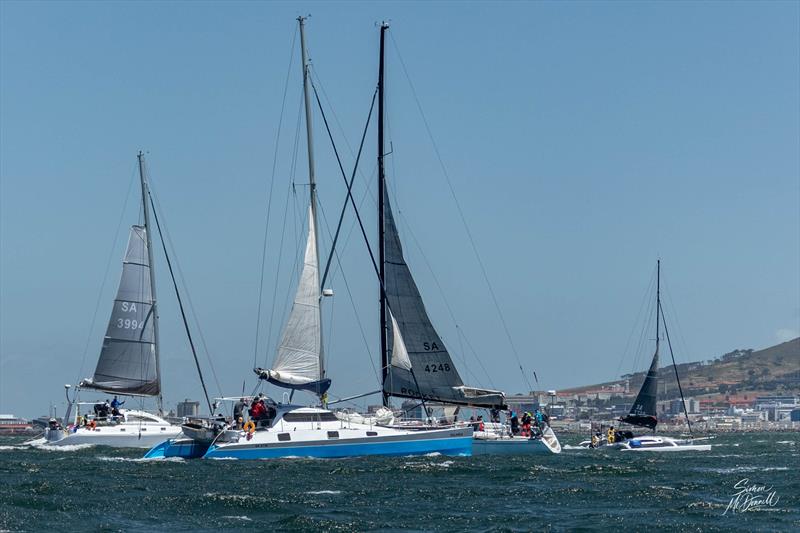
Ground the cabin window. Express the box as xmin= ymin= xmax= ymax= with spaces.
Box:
xmin=140 ymin=428 xmax=147 ymax=431
xmin=367 ymin=431 xmax=378 ymax=437
xmin=119 ymin=428 xmax=126 ymax=432
xmin=327 ymin=431 xmax=339 ymax=439
xmin=278 ymin=433 xmax=291 ymax=442
xmin=161 ymin=427 xmax=166 ymax=431
xmin=282 ymin=412 xmax=338 ymax=423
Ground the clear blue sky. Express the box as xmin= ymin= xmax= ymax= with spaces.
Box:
xmin=1 ymin=1 xmax=798 ymax=418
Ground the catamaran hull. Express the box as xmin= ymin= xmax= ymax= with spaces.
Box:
xmin=203 ymin=431 xmax=472 ymax=460
xmin=619 ymin=443 xmax=711 ymax=452
xmin=579 ymin=435 xmax=712 ymax=452
xmin=26 ymin=426 xmax=182 ymax=449
xmin=473 ymin=439 xmax=553 ymax=455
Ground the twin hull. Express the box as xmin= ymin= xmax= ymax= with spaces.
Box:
xmin=146 ymin=424 xmax=473 ymax=460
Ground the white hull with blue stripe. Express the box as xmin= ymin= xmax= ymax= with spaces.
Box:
xmin=145 ymin=406 xmax=472 ymax=460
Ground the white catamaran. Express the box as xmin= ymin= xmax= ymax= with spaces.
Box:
xmin=27 ymin=153 xmax=182 ymax=448
xmin=580 ymin=260 xmax=711 ymax=452
xmin=145 ymin=19 xmax=473 ymax=460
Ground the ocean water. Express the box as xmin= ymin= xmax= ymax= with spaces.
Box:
xmin=0 ymin=432 xmax=797 ymax=532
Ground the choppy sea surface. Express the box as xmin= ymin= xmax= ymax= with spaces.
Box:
xmin=0 ymin=432 xmax=797 ymax=531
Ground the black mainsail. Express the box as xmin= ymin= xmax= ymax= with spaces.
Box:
xmin=620 ymin=260 xmax=670 ymax=431
xmin=621 ymin=347 xmax=659 ymax=430
xmin=376 ymin=23 xmax=505 ymax=409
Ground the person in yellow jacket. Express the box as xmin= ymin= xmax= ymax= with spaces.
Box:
xmin=607 ymin=426 xmax=616 ymax=444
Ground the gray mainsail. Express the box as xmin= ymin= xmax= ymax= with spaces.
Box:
xmin=81 ymin=225 xmax=159 ymax=395
xmin=256 ymin=206 xmax=331 ymax=395
xmin=382 ymin=192 xmax=505 ymax=408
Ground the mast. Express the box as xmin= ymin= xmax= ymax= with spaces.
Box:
xmin=137 ymin=151 xmax=162 ymax=412
xmin=378 ymin=21 xmax=389 ymax=407
xmin=298 ymin=16 xmax=325 ymax=383
xmin=656 ymin=259 xmax=660 ymax=355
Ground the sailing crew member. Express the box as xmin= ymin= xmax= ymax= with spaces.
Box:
xmin=111 ymin=396 xmax=125 ymax=410
xmin=590 ymin=433 xmax=599 ymax=448
xmin=521 ymin=412 xmax=532 ymax=437
xmin=510 ymin=412 xmax=519 ymax=435
xmin=607 ymin=426 xmax=616 ymax=444
xmin=250 ymin=398 xmax=267 ymax=425
xmin=233 ymin=398 xmax=246 ymax=427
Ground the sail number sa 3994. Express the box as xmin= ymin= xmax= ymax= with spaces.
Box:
xmin=115 ymin=301 xmax=145 ymax=330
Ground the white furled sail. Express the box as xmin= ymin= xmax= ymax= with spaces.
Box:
xmin=81 ymin=225 xmax=159 ymax=395
xmin=257 ymin=206 xmax=331 ymax=395
xmin=382 ymin=192 xmax=505 ymax=408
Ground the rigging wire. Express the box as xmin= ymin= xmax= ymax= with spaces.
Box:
xmin=613 ymin=266 xmax=657 ymax=382
xmin=396 ymin=209 xmax=496 ymax=389
xmin=389 ymin=33 xmax=532 ymax=392
xmin=659 ymin=299 xmax=693 ymax=434
xmin=73 ymin=163 xmax=139 ymax=387
xmin=253 ymin=25 xmax=299 ymax=370
xmin=262 ymin=96 xmax=305 ymax=369
xmin=317 ymin=200 xmax=381 ymax=384
xmin=311 ymin=79 xmax=380 ymax=288
xmin=145 ymin=176 xmax=225 ymax=403
xmin=147 ymin=191 xmax=213 ymax=415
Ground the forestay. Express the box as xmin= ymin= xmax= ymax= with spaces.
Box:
xmin=258 ymin=207 xmax=331 ymax=395
xmin=382 ymin=192 xmax=505 ymax=408
xmin=82 ymin=225 xmax=159 ymax=395
xmin=621 ymin=347 xmax=659 ymax=430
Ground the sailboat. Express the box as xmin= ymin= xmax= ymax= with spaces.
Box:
xmin=580 ymin=260 xmax=711 ymax=452
xmin=365 ymin=26 xmax=559 ymax=455
xmin=26 ymin=153 xmax=183 ymax=448
xmin=144 ymin=18 xmax=472 ymax=460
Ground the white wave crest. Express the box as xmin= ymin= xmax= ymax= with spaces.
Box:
xmin=97 ymin=456 xmax=185 ymax=463
xmin=31 ymin=443 xmax=96 ymax=452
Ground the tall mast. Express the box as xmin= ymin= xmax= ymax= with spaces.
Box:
xmin=137 ymin=151 xmax=162 ymax=412
xmin=298 ymin=16 xmax=325 ymax=382
xmin=378 ymin=22 xmax=389 ymax=406
xmin=656 ymin=259 xmax=660 ymax=353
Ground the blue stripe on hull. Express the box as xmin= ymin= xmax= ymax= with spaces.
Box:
xmin=144 ymin=439 xmax=209 ymax=459
xmin=203 ymin=436 xmax=472 ymax=460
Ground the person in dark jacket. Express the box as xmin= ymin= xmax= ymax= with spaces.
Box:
xmin=233 ymin=398 xmax=246 ymax=427
xmin=510 ymin=411 xmax=520 ymax=435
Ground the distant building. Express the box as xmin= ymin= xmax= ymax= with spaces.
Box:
xmin=177 ymin=399 xmax=200 ymax=418
xmin=754 ymin=396 xmax=799 ymax=421
xmin=0 ymin=414 xmax=34 ymax=434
